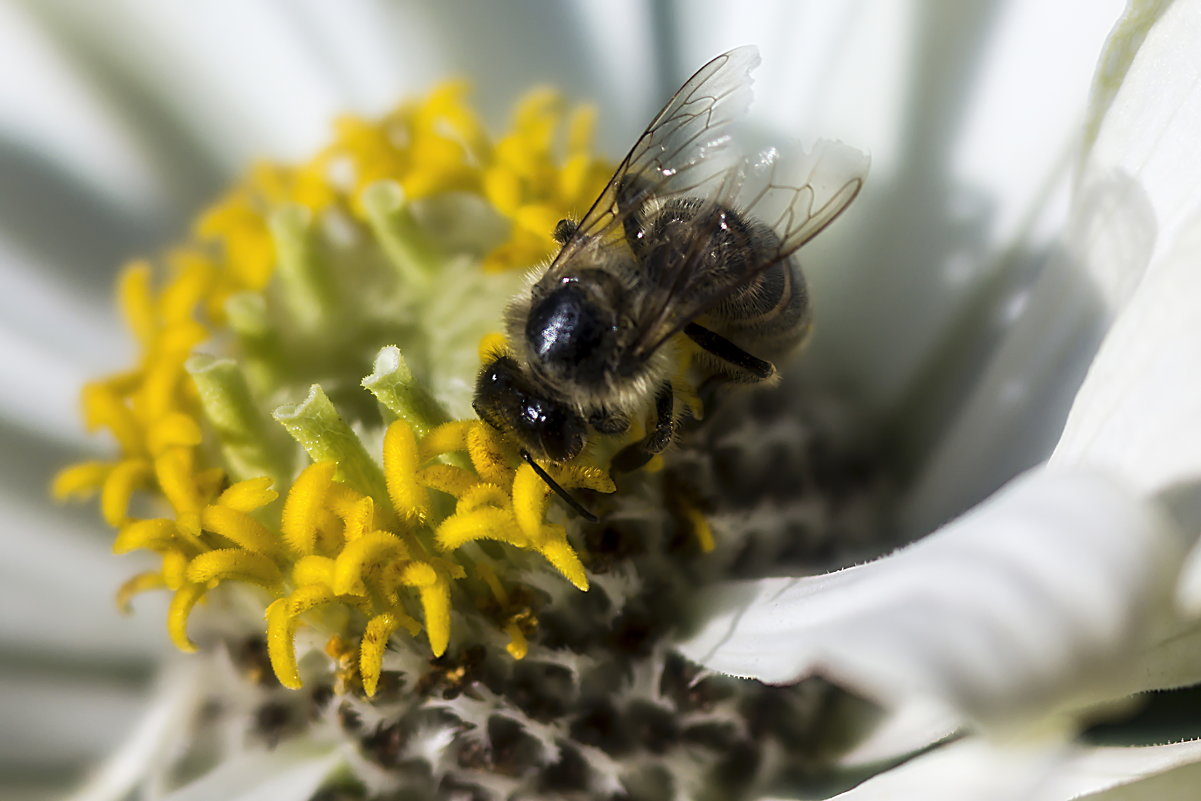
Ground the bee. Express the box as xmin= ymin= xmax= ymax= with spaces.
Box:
xmin=473 ymin=46 xmax=867 ymax=516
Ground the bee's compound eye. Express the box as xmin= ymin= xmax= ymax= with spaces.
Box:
xmin=518 ymin=396 xmax=584 ymax=462
xmin=540 ymin=414 xmax=586 ymax=462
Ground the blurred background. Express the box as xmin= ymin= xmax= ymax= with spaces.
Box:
xmin=0 ymin=1 xmax=1123 ymax=797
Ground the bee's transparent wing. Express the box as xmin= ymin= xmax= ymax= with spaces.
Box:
xmin=629 ymin=140 xmax=869 ymax=360
xmin=740 ymin=140 xmax=869 ymax=262
xmin=548 ymin=46 xmax=761 ymax=268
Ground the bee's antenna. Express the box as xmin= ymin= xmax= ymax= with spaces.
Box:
xmin=519 ymin=450 xmax=599 ymax=523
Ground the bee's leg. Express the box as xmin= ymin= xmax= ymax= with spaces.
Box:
xmin=611 ymin=382 xmax=675 ymax=473
xmin=589 ymin=408 xmax=630 ymax=435
xmin=683 ymin=322 xmax=776 ymax=382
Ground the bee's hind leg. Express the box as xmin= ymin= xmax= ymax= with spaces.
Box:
xmin=683 ymin=322 xmax=776 ymax=382
xmin=610 ymin=382 xmax=675 ymax=473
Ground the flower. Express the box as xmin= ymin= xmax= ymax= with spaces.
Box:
xmin=6 ymin=1 xmax=1201 ymax=800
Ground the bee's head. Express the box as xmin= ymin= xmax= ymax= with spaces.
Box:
xmin=473 ymin=355 xmax=587 ymax=462
xmin=525 ymin=278 xmax=619 ymax=386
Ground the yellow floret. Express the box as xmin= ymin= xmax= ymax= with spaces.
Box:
xmin=280 ymin=461 xmax=338 ymax=555
xmin=100 ymin=459 xmax=151 ymax=527
xmin=217 ymin=476 xmax=279 ymax=512
xmin=383 ymin=420 xmax=429 ymax=523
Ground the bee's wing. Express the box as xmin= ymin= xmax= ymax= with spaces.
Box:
xmin=548 ymin=46 xmax=761 ymax=270
xmin=627 ymin=140 xmax=869 ymax=361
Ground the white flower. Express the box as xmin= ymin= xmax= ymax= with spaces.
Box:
xmin=4 ymin=1 xmax=1200 ymax=799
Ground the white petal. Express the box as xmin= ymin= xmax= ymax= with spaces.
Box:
xmin=806 ymin=738 xmax=1074 ymax=801
xmin=1040 ymin=739 xmax=1201 ymax=801
xmin=800 ymin=0 xmax=1122 ymax=409
xmin=1077 ymin=0 xmax=1201 ymax=292
xmin=0 ymin=666 xmax=145 ymax=775
xmin=66 ymin=661 xmax=205 ymax=801
xmin=0 ymin=2 xmax=183 ymax=218
xmin=678 ymin=468 xmax=1186 ymax=731
xmin=1052 ymin=207 xmax=1201 ymax=506
xmin=837 ymin=703 xmax=959 ymax=768
xmin=159 ymin=741 xmax=343 ymax=801
xmin=903 ymin=0 xmax=1199 ymax=533
xmin=0 ymin=492 xmax=166 ymax=664
xmin=18 ymin=0 xmax=344 ymax=167
xmin=775 ymin=737 xmax=1201 ymax=801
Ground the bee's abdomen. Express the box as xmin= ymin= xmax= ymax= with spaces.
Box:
xmin=711 ymin=256 xmax=810 ymax=358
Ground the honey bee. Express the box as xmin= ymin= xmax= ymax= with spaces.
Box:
xmin=473 ymin=46 xmax=867 ymax=515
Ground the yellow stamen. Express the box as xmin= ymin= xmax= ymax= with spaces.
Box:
xmin=186 ymin=549 xmax=283 ymax=588
xmin=476 ymin=332 xmax=509 ymax=364
xmin=383 ymin=420 xmax=429 ymax=522
xmin=436 ymin=507 xmax=525 ymax=550
xmin=266 ymin=585 xmax=337 ymax=690
xmin=337 ymin=496 xmax=375 ymax=543
xmin=161 ymin=549 xmax=189 ymax=591
xmin=117 ymin=261 xmax=157 ymax=346
xmin=466 ymin=422 xmax=513 ymax=484
xmin=511 ymin=462 xmax=548 ymax=540
xmin=401 ymin=562 xmax=451 ymax=656
xmin=113 ymin=518 xmax=179 ymax=554
xmin=360 ymin=611 xmax=420 ymax=697
xmin=324 ymin=482 xmax=367 ymax=518
xmin=504 ymin=622 xmax=529 ymax=660
xmin=82 ymin=382 xmax=142 ymax=454
xmin=537 ymin=532 xmax=589 ymax=591
xmin=116 ymin=571 xmax=167 ymax=613
xmin=217 ymin=476 xmax=279 ymax=512
xmin=147 ymin=412 xmax=203 ymax=455
xmin=417 ymin=464 xmax=478 ymax=497
xmin=51 ymin=461 xmax=111 ymax=501
xmin=332 ymin=530 xmax=410 ymax=596
xmin=154 ymin=448 xmax=202 ymax=515
xmin=457 ymin=483 xmax=510 ymax=512
xmin=475 ymin=562 xmax=509 ymax=606
xmin=167 ymin=582 xmax=207 ymax=652
xmin=419 ymin=420 xmax=475 ymax=461
xmin=684 ymin=505 xmax=716 ymax=553
xmin=201 ymin=504 xmax=282 ymax=557
xmin=280 ymin=461 xmax=337 ymax=555
xmin=554 ymin=463 xmax=616 ymax=494
xmin=292 ymin=555 xmax=336 ymax=587
xmin=100 ymin=459 xmax=151 ymax=526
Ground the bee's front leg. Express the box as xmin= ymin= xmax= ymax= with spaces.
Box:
xmin=610 ymin=382 xmax=675 ymax=473
xmin=589 ymin=408 xmax=630 ymax=435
